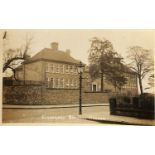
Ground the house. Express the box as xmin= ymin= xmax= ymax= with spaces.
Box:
xmin=16 ymin=42 xmax=81 ymax=89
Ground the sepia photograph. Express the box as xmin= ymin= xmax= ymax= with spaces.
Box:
xmin=1 ymin=29 xmax=155 ymax=125
xmin=1 ymin=1 xmax=155 ymax=155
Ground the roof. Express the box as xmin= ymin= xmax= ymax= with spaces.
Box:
xmin=122 ymin=64 xmax=137 ymax=74
xmin=26 ymin=48 xmax=80 ymax=64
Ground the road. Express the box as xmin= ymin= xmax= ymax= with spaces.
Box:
xmin=3 ymin=105 xmax=110 ymax=124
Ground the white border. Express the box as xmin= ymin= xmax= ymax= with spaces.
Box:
xmin=0 ymin=1 xmax=155 ymax=155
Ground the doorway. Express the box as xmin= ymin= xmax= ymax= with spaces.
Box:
xmin=92 ymin=84 xmax=97 ymax=92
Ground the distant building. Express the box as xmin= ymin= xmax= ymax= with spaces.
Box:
xmin=84 ymin=58 xmax=138 ymax=95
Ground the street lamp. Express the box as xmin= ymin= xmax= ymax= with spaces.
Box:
xmin=77 ymin=61 xmax=84 ymax=115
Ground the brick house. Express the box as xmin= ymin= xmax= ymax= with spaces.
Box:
xmin=16 ymin=42 xmax=81 ymax=89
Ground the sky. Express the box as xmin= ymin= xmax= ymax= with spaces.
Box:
xmin=2 ymin=29 xmax=155 ymax=93
xmin=3 ymin=29 xmax=154 ymax=64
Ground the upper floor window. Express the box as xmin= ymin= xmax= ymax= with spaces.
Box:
xmin=46 ymin=63 xmax=78 ymax=75
xmin=65 ymin=65 xmax=70 ymax=74
xmin=46 ymin=63 xmax=50 ymax=72
xmin=73 ymin=66 xmax=77 ymax=74
xmin=70 ymin=65 xmax=73 ymax=73
xmin=60 ymin=64 xmax=63 ymax=73
xmin=55 ymin=64 xmax=59 ymax=73
xmin=50 ymin=64 xmax=54 ymax=73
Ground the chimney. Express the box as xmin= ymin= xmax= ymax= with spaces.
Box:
xmin=66 ymin=49 xmax=71 ymax=55
xmin=51 ymin=42 xmax=58 ymax=51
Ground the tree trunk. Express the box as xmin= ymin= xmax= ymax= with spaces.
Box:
xmin=138 ymin=76 xmax=143 ymax=94
xmin=101 ymin=72 xmax=104 ymax=92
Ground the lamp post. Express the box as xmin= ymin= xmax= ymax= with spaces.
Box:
xmin=77 ymin=61 xmax=84 ymax=115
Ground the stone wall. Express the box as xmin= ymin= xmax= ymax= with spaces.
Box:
xmin=3 ymin=86 xmax=110 ymax=105
xmin=3 ymin=85 xmax=42 ymax=105
xmin=83 ymin=92 xmax=109 ymax=104
xmin=43 ymin=88 xmax=79 ymax=105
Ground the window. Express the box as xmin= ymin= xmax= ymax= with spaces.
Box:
xmin=55 ymin=78 xmax=59 ymax=88
xmin=70 ymin=65 xmax=73 ymax=73
xmin=74 ymin=80 xmax=78 ymax=88
xmin=71 ymin=79 xmax=74 ymax=88
xmin=60 ymin=64 xmax=63 ymax=73
xmin=66 ymin=79 xmax=70 ymax=88
xmin=60 ymin=78 xmax=64 ymax=88
xmin=73 ymin=66 xmax=77 ymax=74
xmin=50 ymin=64 xmax=54 ymax=73
xmin=65 ymin=65 xmax=69 ymax=74
xmin=63 ymin=65 xmax=65 ymax=74
xmin=46 ymin=63 xmax=50 ymax=72
xmin=46 ymin=77 xmax=50 ymax=88
xmin=55 ymin=64 xmax=59 ymax=73
xmin=49 ymin=78 xmax=54 ymax=88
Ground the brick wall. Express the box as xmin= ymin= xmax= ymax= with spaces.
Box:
xmin=3 ymin=86 xmax=110 ymax=105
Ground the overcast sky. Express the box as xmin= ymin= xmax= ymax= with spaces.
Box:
xmin=3 ymin=29 xmax=154 ymax=64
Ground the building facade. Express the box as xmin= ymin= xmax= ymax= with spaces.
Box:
xmin=16 ymin=42 xmax=80 ymax=89
xmin=15 ymin=42 xmax=138 ymax=95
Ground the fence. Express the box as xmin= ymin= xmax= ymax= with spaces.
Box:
xmin=109 ymin=94 xmax=155 ymax=119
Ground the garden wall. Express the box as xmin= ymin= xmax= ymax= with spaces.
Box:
xmin=3 ymin=86 xmax=110 ymax=105
xmin=3 ymin=85 xmax=42 ymax=105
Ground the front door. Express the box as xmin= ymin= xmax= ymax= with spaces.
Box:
xmin=92 ymin=84 xmax=97 ymax=92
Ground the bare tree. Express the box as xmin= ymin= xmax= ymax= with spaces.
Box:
xmin=145 ymin=73 xmax=155 ymax=91
xmin=3 ymin=32 xmax=32 ymax=80
xmin=127 ymin=46 xmax=154 ymax=94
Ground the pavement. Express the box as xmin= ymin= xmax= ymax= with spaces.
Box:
xmin=81 ymin=112 xmax=155 ymax=126
xmin=3 ymin=103 xmax=109 ymax=109
xmin=3 ymin=104 xmax=155 ymax=125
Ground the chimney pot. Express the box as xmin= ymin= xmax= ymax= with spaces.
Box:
xmin=66 ymin=49 xmax=71 ymax=55
xmin=51 ymin=42 xmax=58 ymax=51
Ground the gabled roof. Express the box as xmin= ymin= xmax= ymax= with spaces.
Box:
xmin=27 ymin=48 xmax=80 ymax=64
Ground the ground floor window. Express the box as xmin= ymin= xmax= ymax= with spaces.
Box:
xmin=46 ymin=77 xmax=50 ymax=88
xmin=46 ymin=77 xmax=78 ymax=89
xmin=60 ymin=78 xmax=64 ymax=88
xmin=49 ymin=78 xmax=54 ymax=88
